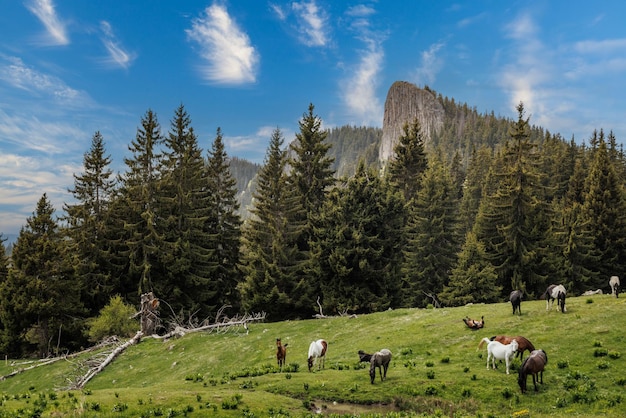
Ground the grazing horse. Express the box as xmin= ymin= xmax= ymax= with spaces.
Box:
xmin=610 ymin=276 xmax=620 ymax=298
xmin=463 ymin=316 xmax=484 ymax=330
xmin=358 ymin=350 xmax=372 ymax=363
xmin=518 ymin=349 xmax=548 ymax=393
xmin=479 ymin=337 xmax=518 ymax=374
xmin=369 ymin=349 xmax=392 ymax=384
xmin=510 ymin=290 xmax=523 ymax=315
xmin=544 ymin=284 xmax=567 ymax=313
xmin=276 ymin=338 xmax=288 ymax=369
xmin=490 ymin=335 xmax=535 ymax=360
xmin=307 ymin=339 xmax=327 ymax=372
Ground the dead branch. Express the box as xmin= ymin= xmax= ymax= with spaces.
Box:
xmin=152 ymin=311 xmax=266 ymax=340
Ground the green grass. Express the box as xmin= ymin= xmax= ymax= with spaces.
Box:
xmin=1 ymin=295 xmax=625 ymax=417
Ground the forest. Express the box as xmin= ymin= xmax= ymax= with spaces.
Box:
xmin=1 ymin=93 xmax=625 ymax=359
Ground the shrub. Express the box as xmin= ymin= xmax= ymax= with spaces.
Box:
xmin=86 ymin=295 xmax=138 ymax=342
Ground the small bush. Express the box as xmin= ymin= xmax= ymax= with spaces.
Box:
xmin=586 ymin=298 xmax=593 ymax=304
xmin=425 ymin=361 xmax=434 ymax=367
xmin=86 ymin=295 xmax=138 ymax=342
xmin=594 ymin=348 xmax=608 ymax=357
xmin=609 ymin=351 xmax=621 ymax=359
xmin=597 ymin=361 xmax=610 ymax=370
xmin=557 ymin=360 xmax=569 ymax=369
xmin=424 ymin=385 xmax=438 ymax=395
xmin=593 ymin=341 xmax=602 ymax=347
xmin=426 ymin=370 xmax=435 ymax=379
xmin=441 ymin=356 xmax=450 ymax=363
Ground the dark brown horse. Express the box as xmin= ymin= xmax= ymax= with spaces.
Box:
xmin=276 ymin=338 xmax=288 ymax=369
xmin=358 ymin=350 xmax=372 ymax=363
xmin=490 ymin=335 xmax=535 ymax=360
xmin=518 ymin=349 xmax=548 ymax=393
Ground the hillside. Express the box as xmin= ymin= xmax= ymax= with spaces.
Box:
xmin=1 ymin=294 xmax=624 ymax=417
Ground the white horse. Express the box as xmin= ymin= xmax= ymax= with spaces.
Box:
xmin=544 ymin=284 xmax=567 ymax=312
xmin=479 ymin=337 xmax=518 ymax=374
xmin=609 ymin=276 xmax=620 ymax=298
xmin=307 ymin=339 xmax=327 ymax=372
xmin=369 ymin=349 xmax=392 ymax=384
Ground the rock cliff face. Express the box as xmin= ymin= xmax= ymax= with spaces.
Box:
xmin=379 ymin=81 xmax=445 ymax=164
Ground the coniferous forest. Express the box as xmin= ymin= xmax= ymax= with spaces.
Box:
xmin=1 ymin=93 xmax=626 ymax=359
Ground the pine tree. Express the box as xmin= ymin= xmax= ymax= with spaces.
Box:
xmin=401 ymin=154 xmax=460 ymax=307
xmin=239 ymin=128 xmax=309 ymax=319
xmin=582 ymin=138 xmax=626 ymax=282
xmin=205 ymin=127 xmax=243 ymax=313
xmin=312 ymin=161 xmax=404 ymax=313
xmin=119 ymin=109 xmax=164 ymax=297
xmin=157 ymin=104 xmax=214 ymax=317
xmin=0 ymin=195 xmax=84 ymax=357
xmin=64 ymin=131 xmax=117 ymax=315
xmin=385 ymin=118 xmax=428 ymax=202
xmin=439 ymin=232 xmax=501 ymax=307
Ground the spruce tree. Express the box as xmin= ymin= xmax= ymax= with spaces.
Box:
xmin=205 ymin=127 xmax=243 ymax=313
xmin=119 ymin=109 xmax=164 ymax=297
xmin=239 ymin=128 xmax=308 ymax=319
xmin=158 ymin=104 xmax=214 ymax=317
xmin=0 ymin=195 xmax=83 ymax=357
xmin=312 ymin=161 xmax=404 ymax=313
xmin=64 ymin=131 xmax=117 ymax=315
xmin=401 ymin=154 xmax=460 ymax=307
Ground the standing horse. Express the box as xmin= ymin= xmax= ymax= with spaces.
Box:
xmin=276 ymin=338 xmax=288 ymax=369
xmin=610 ymin=276 xmax=620 ymax=298
xmin=307 ymin=339 xmax=327 ymax=372
xmin=544 ymin=284 xmax=567 ymax=312
xmin=490 ymin=335 xmax=535 ymax=360
xmin=369 ymin=349 xmax=392 ymax=384
xmin=518 ymin=349 xmax=548 ymax=393
xmin=510 ymin=290 xmax=523 ymax=315
xmin=479 ymin=337 xmax=518 ymax=374
xmin=358 ymin=350 xmax=372 ymax=363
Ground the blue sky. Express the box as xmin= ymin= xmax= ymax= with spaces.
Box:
xmin=1 ymin=0 xmax=626 ymax=237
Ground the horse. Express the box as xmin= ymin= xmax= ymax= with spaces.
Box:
xmin=463 ymin=316 xmax=484 ymax=330
xmin=610 ymin=276 xmax=620 ymax=298
xmin=490 ymin=335 xmax=535 ymax=360
xmin=276 ymin=338 xmax=288 ymax=369
xmin=369 ymin=349 xmax=392 ymax=384
xmin=543 ymin=284 xmax=567 ymax=313
xmin=478 ymin=337 xmax=518 ymax=374
xmin=510 ymin=290 xmax=523 ymax=315
xmin=307 ymin=339 xmax=327 ymax=372
xmin=518 ymin=349 xmax=548 ymax=393
xmin=358 ymin=350 xmax=372 ymax=363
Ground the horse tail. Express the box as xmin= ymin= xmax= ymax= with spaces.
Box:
xmin=478 ymin=337 xmax=490 ymax=349
xmin=489 ymin=335 xmax=496 ymax=341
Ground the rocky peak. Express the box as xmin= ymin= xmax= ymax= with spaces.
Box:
xmin=379 ymin=81 xmax=445 ymax=165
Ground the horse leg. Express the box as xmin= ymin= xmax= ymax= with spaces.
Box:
xmin=505 ymin=356 xmax=510 ymax=374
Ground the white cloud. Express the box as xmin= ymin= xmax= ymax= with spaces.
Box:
xmin=186 ymin=3 xmax=259 ymax=84
xmin=0 ymin=56 xmax=83 ymax=102
xmin=224 ymin=126 xmax=295 ymax=164
xmin=269 ymin=3 xmax=287 ymax=21
xmin=292 ymin=1 xmax=329 ymax=47
xmin=574 ymin=38 xmax=626 ymax=54
xmin=25 ymin=0 xmax=69 ymax=46
xmin=414 ymin=41 xmax=446 ymax=86
xmin=99 ymin=21 xmax=135 ymax=69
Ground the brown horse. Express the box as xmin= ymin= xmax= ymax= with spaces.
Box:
xmin=276 ymin=338 xmax=288 ymax=369
xmin=463 ymin=316 xmax=484 ymax=330
xmin=490 ymin=335 xmax=535 ymax=360
xmin=518 ymin=349 xmax=548 ymax=393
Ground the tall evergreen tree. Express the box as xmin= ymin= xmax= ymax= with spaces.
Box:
xmin=582 ymin=138 xmax=626 ymax=283
xmin=312 ymin=161 xmax=404 ymax=313
xmin=158 ymin=104 xmax=214 ymax=317
xmin=64 ymin=131 xmax=117 ymax=315
xmin=0 ymin=195 xmax=83 ymax=357
xmin=474 ymin=103 xmax=551 ymax=296
xmin=119 ymin=109 xmax=164 ymax=297
xmin=401 ymin=154 xmax=460 ymax=307
xmin=205 ymin=127 xmax=243 ymax=313
xmin=385 ymin=118 xmax=428 ymax=202
xmin=239 ymin=128 xmax=309 ymax=319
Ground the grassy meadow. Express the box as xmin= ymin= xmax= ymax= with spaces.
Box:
xmin=1 ymin=294 xmax=625 ymax=417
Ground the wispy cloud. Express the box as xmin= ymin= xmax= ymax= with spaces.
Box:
xmin=186 ymin=3 xmax=259 ymax=85
xmin=291 ymin=1 xmax=329 ymax=47
xmin=0 ymin=55 xmax=86 ymax=103
xmin=25 ymin=0 xmax=69 ymax=46
xmin=414 ymin=41 xmax=446 ymax=86
xmin=224 ymin=125 xmax=294 ymax=164
xmin=99 ymin=21 xmax=135 ymax=69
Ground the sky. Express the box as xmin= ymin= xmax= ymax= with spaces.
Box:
xmin=2 ymin=0 xmax=626 ymax=239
